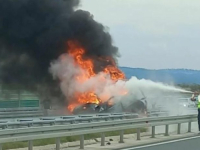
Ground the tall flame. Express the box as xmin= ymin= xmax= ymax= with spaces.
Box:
xmin=66 ymin=40 xmax=126 ymax=112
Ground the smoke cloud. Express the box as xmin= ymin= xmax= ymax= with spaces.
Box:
xmin=0 ymin=0 xmax=119 ymax=102
xmin=0 ymin=0 xmax=192 ymax=112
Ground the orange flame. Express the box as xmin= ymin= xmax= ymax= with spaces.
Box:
xmin=66 ymin=40 xmax=126 ymax=112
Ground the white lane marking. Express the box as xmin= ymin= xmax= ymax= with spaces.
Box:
xmin=121 ymin=135 xmax=200 ymax=150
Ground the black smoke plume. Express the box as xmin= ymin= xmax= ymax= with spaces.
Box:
xmin=0 ymin=0 xmax=119 ymax=103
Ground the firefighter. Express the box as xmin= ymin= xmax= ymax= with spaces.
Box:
xmin=191 ymin=91 xmax=200 ymax=133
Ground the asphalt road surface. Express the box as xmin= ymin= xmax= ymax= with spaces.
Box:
xmin=122 ymin=135 xmax=200 ymax=150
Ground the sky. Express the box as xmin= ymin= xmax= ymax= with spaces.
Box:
xmin=79 ymin=0 xmax=200 ymax=70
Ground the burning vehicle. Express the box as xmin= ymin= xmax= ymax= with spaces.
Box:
xmin=72 ymin=90 xmax=148 ymax=116
xmin=72 ymin=97 xmax=147 ymax=115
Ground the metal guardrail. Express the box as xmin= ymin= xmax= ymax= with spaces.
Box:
xmin=0 ymin=107 xmax=44 ymax=119
xmin=0 ymin=107 xmax=41 ymax=112
xmin=0 ymin=113 xmax=138 ymax=129
xmin=0 ymin=114 xmax=197 ymax=150
xmin=148 ymin=111 xmax=168 ymax=117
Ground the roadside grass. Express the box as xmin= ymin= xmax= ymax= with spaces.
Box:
xmin=2 ymin=128 xmax=147 ymax=150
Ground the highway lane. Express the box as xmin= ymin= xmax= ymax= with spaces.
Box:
xmin=122 ymin=135 xmax=200 ymax=150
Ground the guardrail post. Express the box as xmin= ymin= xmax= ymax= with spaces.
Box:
xmin=152 ymin=126 xmax=155 ymax=138
xmin=178 ymin=123 xmax=181 ymax=134
xmin=119 ymin=130 xmax=124 ymax=143
xmin=56 ymin=138 xmax=60 ymax=150
xmin=101 ymin=133 xmax=105 ymax=146
xmin=137 ymin=128 xmax=141 ymax=140
xmin=188 ymin=122 xmax=191 ymax=132
xmin=28 ymin=140 xmax=33 ymax=150
xmin=80 ymin=135 xmax=84 ymax=149
xmin=165 ymin=125 xmax=169 ymax=136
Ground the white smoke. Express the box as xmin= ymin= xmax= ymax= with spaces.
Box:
xmin=49 ymin=54 xmax=193 ymax=115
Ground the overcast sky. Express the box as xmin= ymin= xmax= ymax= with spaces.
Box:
xmin=80 ymin=0 xmax=200 ymax=70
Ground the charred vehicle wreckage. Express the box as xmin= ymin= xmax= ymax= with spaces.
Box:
xmin=72 ymin=90 xmax=148 ymax=116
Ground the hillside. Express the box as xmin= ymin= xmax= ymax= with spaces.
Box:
xmin=119 ymin=67 xmax=200 ymax=84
